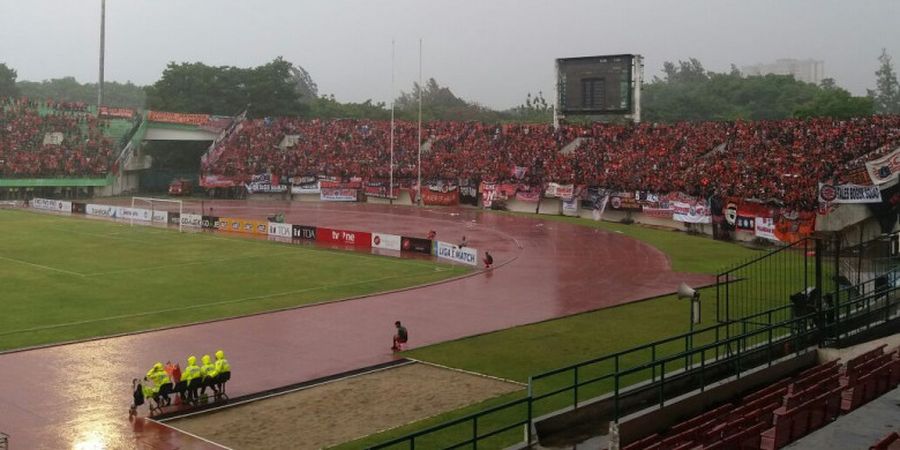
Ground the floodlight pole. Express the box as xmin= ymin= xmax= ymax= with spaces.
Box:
xmin=389 ymin=39 xmax=395 ymax=205
xmin=417 ymin=38 xmax=423 ymax=206
xmin=98 ymin=0 xmax=106 ymax=108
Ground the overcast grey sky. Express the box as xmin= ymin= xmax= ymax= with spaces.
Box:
xmin=1 ymin=0 xmax=898 ymax=109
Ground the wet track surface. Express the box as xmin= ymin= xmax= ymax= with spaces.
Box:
xmin=0 ymin=201 xmax=713 ymax=449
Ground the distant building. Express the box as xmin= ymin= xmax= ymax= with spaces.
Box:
xmin=741 ymin=59 xmax=825 ymax=84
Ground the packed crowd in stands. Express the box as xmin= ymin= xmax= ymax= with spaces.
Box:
xmin=0 ymin=97 xmax=115 ymax=177
xmin=203 ymin=114 xmax=900 ymax=209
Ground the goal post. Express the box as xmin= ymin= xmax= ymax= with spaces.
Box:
xmin=131 ymin=196 xmax=184 ymax=232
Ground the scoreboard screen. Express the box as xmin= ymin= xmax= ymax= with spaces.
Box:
xmin=556 ymin=54 xmax=635 ymax=115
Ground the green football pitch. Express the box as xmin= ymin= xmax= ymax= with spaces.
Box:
xmin=0 ymin=209 xmax=468 ymax=351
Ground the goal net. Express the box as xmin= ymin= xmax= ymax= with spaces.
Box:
xmin=132 ymin=196 xmax=184 ymax=232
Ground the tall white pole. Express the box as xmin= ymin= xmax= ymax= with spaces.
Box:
xmin=98 ymin=0 xmax=106 ymax=107
xmin=389 ymin=39 xmax=395 ymax=203
xmin=417 ymin=38 xmax=423 ymax=206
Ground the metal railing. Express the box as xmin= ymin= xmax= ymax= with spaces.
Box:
xmin=367 ymin=273 xmax=899 ymax=449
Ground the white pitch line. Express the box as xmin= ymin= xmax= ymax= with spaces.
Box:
xmin=0 ymin=269 xmax=450 ymax=337
xmin=84 ymin=251 xmax=300 ymax=277
xmin=0 ymin=254 xmax=85 ymax=277
xmin=147 ymin=419 xmax=234 ymax=449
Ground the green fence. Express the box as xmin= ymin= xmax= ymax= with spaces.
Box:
xmin=367 ymin=277 xmax=899 ymax=450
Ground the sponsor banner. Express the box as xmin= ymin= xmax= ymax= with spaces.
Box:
xmin=480 ymin=182 xmax=496 ymax=208
xmin=167 ymin=212 xmax=181 ymax=225
xmin=672 ymin=200 xmax=711 ymax=224
xmin=268 ymin=222 xmax=293 ymax=238
xmin=86 ymin=203 xmax=117 ymax=218
xmin=608 ymin=192 xmax=643 ymax=212
xmin=72 ymin=202 xmax=86 ymax=214
xmin=545 ymin=182 xmax=575 ymax=199
xmin=292 ymin=225 xmax=317 ymax=240
xmin=201 ymin=215 xmax=219 ymax=229
xmin=755 ymin=217 xmax=779 ymax=241
xmin=320 ymin=180 xmax=363 ymax=189
xmin=217 ymin=217 xmax=268 ymax=235
xmin=427 ymin=180 xmax=458 ymax=194
xmin=435 ymin=241 xmax=478 ymax=266
xmin=316 ymin=227 xmax=372 ymax=247
xmin=116 ymin=207 xmax=153 ymax=222
xmin=642 ymin=207 xmax=674 ymax=219
xmin=372 ymin=232 xmax=402 ymax=251
xmin=364 ymin=182 xmax=399 ymax=199
xmin=459 ymin=180 xmax=479 ymax=206
xmin=562 ymin=198 xmax=579 ymax=216
xmin=320 ymin=188 xmax=358 ymax=202
xmin=401 ymin=236 xmax=433 ymax=254
xmin=152 ymin=210 xmax=168 ymax=223
xmin=422 ymin=189 xmax=459 ymax=206
xmin=98 ymin=106 xmax=135 ymax=119
xmin=817 ymin=182 xmax=882 ymax=204
xmin=865 ymin=146 xmax=900 ymax=185
xmin=200 ymin=174 xmax=242 ymax=188
xmin=180 ymin=213 xmax=202 ymax=228
xmin=31 ymin=198 xmax=72 ymax=212
xmin=246 ymin=173 xmax=287 ymax=194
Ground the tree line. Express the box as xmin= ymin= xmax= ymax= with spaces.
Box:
xmin=1 ymin=49 xmax=898 ymax=122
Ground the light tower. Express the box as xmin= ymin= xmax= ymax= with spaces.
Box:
xmin=97 ymin=0 xmax=106 ymax=107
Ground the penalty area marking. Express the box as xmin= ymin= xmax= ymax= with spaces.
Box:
xmin=145 ymin=419 xmax=234 ymax=450
xmin=0 ymin=268 xmax=452 ymax=337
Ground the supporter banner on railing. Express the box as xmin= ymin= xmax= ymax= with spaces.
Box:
xmin=268 ymin=222 xmax=292 ymax=238
xmin=320 ymin=188 xmax=358 ymax=202
xmin=31 ymin=198 xmax=72 ymax=212
xmin=562 ymin=198 xmax=579 ymax=216
xmin=180 ymin=213 xmax=202 ymax=228
xmin=200 ymin=174 xmax=242 ymax=188
xmin=755 ymin=217 xmax=778 ymax=241
xmin=672 ymin=199 xmax=711 ymax=224
xmin=480 ymin=182 xmax=496 ymax=208
xmin=316 ymin=227 xmax=372 ymax=247
xmin=246 ymin=173 xmax=287 ymax=194
xmin=515 ymin=186 xmax=540 ymax=202
xmin=435 ymin=241 xmax=478 ymax=266
xmin=401 ymin=236 xmax=433 ymax=254
xmin=422 ymin=189 xmax=459 ymax=206
xmin=372 ymin=232 xmax=402 ymax=251
xmin=817 ymin=182 xmax=882 ymax=204
xmin=290 ymin=176 xmax=321 ymax=194
xmin=865 ymin=146 xmax=900 ymax=185
xmin=608 ymin=192 xmax=643 ymax=212
xmin=774 ymin=211 xmax=816 ymax=242
xmin=292 ymin=225 xmax=317 ymax=240
xmin=87 ymin=203 xmax=117 ymax=218
xmin=98 ymin=106 xmax=135 ymax=119
xmin=459 ymin=180 xmax=479 ymax=206
xmin=544 ymin=183 xmax=574 ymax=199
xmin=364 ymin=182 xmax=399 ymax=199
xmin=147 ymin=110 xmax=211 ymax=126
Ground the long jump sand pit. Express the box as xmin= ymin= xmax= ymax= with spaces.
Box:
xmin=167 ymin=362 xmax=523 ymax=449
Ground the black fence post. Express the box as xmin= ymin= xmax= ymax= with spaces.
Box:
xmin=815 ymin=238 xmax=824 ymax=347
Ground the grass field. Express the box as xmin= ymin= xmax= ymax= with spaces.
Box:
xmin=0 ymin=209 xmax=468 ymax=351
xmin=335 ymin=215 xmax=765 ymax=449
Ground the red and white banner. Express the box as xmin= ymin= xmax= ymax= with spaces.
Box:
xmin=755 ymin=217 xmax=778 ymax=241
xmin=147 ymin=110 xmax=211 ymax=126
xmin=817 ymin=182 xmax=882 ymax=204
xmin=316 ymin=227 xmax=372 ymax=247
xmin=422 ymin=189 xmax=459 ymax=206
xmin=98 ymin=106 xmax=135 ymax=119
xmin=200 ymin=174 xmax=242 ymax=188
xmin=545 ymin=182 xmax=574 ymax=199
xmin=481 ymin=182 xmax=496 ymax=208
xmin=320 ymin=188 xmax=358 ymax=202
xmin=672 ymin=200 xmax=711 ymax=224
xmin=865 ymin=146 xmax=900 ymax=185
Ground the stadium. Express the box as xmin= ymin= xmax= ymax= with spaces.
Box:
xmin=2 ymin=2 xmax=900 ymax=450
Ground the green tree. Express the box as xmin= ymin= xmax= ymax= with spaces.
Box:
xmin=506 ymin=91 xmax=553 ymax=123
xmin=0 ymin=63 xmax=20 ymax=98
xmin=395 ymin=78 xmax=501 ymax=122
xmin=16 ymin=77 xmax=145 ymax=108
xmin=868 ymin=48 xmax=900 ymax=114
xmin=144 ymin=57 xmax=308 ymax=117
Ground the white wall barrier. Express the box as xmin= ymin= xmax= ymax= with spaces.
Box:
xmin=86 ymin=203 xmax=117 ymax=218
xmin=267 ymin=222 xmax=293 ymax=238
xmin=180 ymin=213 xmax=203 ymax=228
xmin=435 ymin=241 xmax=478 ymax=266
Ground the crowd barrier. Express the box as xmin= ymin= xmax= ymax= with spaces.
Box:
xmin=26 ymin=198 xmax=479 ymax=266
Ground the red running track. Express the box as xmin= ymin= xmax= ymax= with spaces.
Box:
xmin=0 ymin=202 xmax=714 ymax=449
